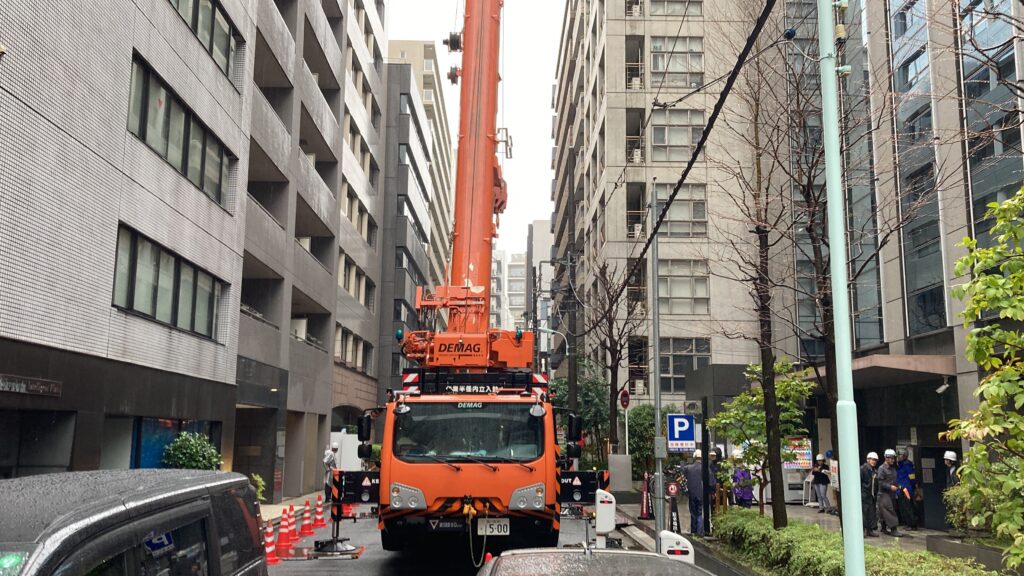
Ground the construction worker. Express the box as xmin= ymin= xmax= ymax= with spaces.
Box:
xmin=323 ymin=442 xmax=339 ymax=503
xmin=896 ymin=448 xmax=918 ymax=529
xmin=812 ymin=454 xmax=832 ymax=513
xmin=876 ymin=449 xmax=902 ymax=536
xmin=944 ymin=451 xmax=960 ymax=487
xmin=682 ymin=450 xmax=705 ymax=536
xmin=860 ymin=451 xmax=879 ymax=537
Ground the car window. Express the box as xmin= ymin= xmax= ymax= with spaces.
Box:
xmin=140 ymin=519 xmax=209 ymax=576
xmin=83 ymin=551 xmax=129 ymax=576
xmin=211 ymin=487 xmax=262 ymax=574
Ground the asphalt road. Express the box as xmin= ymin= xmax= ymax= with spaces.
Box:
xmin=269 ymin=514 xmax=609 ymax=575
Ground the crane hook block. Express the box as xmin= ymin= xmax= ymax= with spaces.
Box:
xmin=448 ymin=66 xmax=462 ymax=85
xmin=443 ymin=32 xmax=463 ymax=52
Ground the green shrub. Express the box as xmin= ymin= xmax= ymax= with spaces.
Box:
xmin=943 ymin=483 xmax=997 ymax=534
xmin=250 ymin=473 xmax=266 ymax=502
xmin=162 ymin=431 xmax=222 ymax=470
xmin=714 ymin=509 xmax=995 ymax=576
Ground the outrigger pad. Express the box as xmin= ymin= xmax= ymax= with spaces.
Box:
xmin=558 ymin=471 xmax=599 ymax=504
xmin=340 ymin=471 xmax=380 ymax=504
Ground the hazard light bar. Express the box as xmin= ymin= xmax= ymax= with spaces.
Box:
xmin=399 ymin=369 xmax=549 ymax=395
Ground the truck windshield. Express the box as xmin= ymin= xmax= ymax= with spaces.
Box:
xmin=393 ymin=403 xmax=544 ymax=463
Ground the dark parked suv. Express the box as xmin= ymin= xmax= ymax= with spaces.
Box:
xmin=0 ymin=470 xmax=266 ymax=576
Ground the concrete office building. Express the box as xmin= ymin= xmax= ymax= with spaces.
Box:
xmin=506 ymin=253 xmax=528 ymax=329
xmin=390 ymin=41 xmax=456 ymax=304
xmin=527 ymin=220 xmax=555 ymax=375
xmin=550 ymin=0 xmax=759 ymax=403
xmin=491 ymin=250 xmax=513 ymax=329
xmin=0 ymin=0 xmax=253 ymax=477
xmin=377 ymin=62 xmax=434 ymax=395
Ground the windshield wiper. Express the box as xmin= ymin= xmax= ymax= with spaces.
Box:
xmin=415 ymin=453 xmax=462 ymax=471
xmin=450 ymin=455 xmax=498 ymax=472
xmin=475 ymin=456 xmax=536 ymax=472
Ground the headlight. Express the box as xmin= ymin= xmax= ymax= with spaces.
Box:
xmin=389 ymin=483 xmax=427 ymax=510
xmin=511 ymin=483 xmax=545 ymax=509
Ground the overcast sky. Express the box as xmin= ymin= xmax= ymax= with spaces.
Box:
xmin=387 ymin=0 xmax=566 ymax=256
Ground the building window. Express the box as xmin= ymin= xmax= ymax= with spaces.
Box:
xmin=170 ymin=0 xmax=240 ymax=76
xmin=423 ymin=88 xmax=434 ymax=102
xmin=899 ymin=105 xmax=933 ymax=146
xmin=650 ymin=0 xmax=703 ymax=16
xmin=424 ymin=59 xmax=434 ymax=72
xmin=659 ymin=337 xmax=711 ymax=393
xmin=128 ymin=57 xmax=232 ymax=205
xmin=113 ymin=225 xmax=222 ymax=338
xmin=655 ymin=183 xmax=707 ymax=237
xmin=657 ymin=259 xmax=709 ymax=314
xmin=508 ymin=279 xmax=526 ymax=293
xmin=892 ymin=0 xmax=920 ymax=37
xmin=651 ymin=109 xmax=704 ymax=162
xmin=651 ymin=36 xmax=704 ymax=88
xmin=897 ymin=49 xmax=929 ymax=92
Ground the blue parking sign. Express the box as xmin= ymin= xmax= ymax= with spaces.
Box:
xmin=667 ymin=414 xmax=695 ymax=452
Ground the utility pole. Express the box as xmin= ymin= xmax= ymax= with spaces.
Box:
xmin=649 ymin=194 xmax=665 ymax=549
xmin=817 ymin=1 xmax=865 ymax=574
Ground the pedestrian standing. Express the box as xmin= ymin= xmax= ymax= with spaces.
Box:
xmin=731 ymin=450 xmax=754 ymax=508
xmin=895 ymin=448 xmax=918 ymax=529
xmin=323 ymin=442 xmax=339 ymax=503
xmin=709 ymin=447 xmax=723 ymax=511
xmin=860 ymin=451 xmax=879 ymax=537
xmin=876 ymin=449 xmax=902 ymax=536
xmin=812 ymin=454 xmax=832 ymax=513
xmin=682 ymin=450 xmax=705 ymax=536
xmin=944 ymin=451 xmax=960 ymax=487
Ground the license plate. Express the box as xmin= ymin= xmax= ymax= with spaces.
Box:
xmin=477 ymin=518 xmax=510 ymax=536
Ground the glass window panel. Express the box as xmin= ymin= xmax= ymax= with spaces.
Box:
xmin=167 ymin=100 xmax=187 ymax=171
xmin=213 ymin=9 xmax=231 ymax=73
xmin=212 ymin=282 xmax=221 ymax=338
xmin=178 ymin=0 xmax=195 ymax=25
xmin=195 ymin=271 xmax=213 ymax=336
xmin=187 ymin=118 xmax=204 ymax=186
xmin=145 ymin=75 xmax=169 ymax=156
xmin=156 ymin=250 xmax=175 ymax=323
xmin=141 ymin=519 xmax=210 ymax=576
xmin=128 ymin=61 xmax=146 ymax=136
xmin=673 ymin=355 xmax=693 ymax=374
xmin=177 ymin=263 xmax=195 ymax=330
xmin=220 ymin=153 xmax=230 ymax=197
xmin=694 ymin=298 xmax=709 ymax=314
xmin=660 ymin=356 xmax=670 ymax=374
xmin=133 ymin=238 xmax=159 ymax=315
xmin=203 ymin=135 xmax=222 ymax=200
xmin=197 ymin=0 xmax=214 ymax=50
xmin=661 ymin=377 xmax=673 ymax=392
xmin=695 ymin=338 xmax=711 ymax=353
xmin=228 ymin=34 xmax=237 ymax=76
xmin=114 ymin=228 xmax=133 ymax=307
xmin=694 ymin=277 xmax=709 ymax=297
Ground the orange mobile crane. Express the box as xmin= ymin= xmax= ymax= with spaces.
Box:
xmin=343 ymin=0 xmax=596 ymax=560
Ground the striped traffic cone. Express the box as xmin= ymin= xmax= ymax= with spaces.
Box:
xmin=286 ymin=505 xmax=297 ymax=544
xmin=276 ymin=512 xmax=293 ymax=552
xmin=313 ymin=495 xmax=327 ymax=528
xmin=263 ymin=521 xmax=280 ymax=565
xmin=342 ymin=502 xmax=352 ymax=518
xmin=300 ymin=500 xmax=315 ymax=536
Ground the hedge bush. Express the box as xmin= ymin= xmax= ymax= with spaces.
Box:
xmin=714 ymin=509 xmax=995 ymax=576
xmin=162 ymin=431 xmax=222 ymax=470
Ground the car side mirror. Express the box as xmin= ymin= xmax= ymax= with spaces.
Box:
xmin=567 ymin=413 xmax=582 ymax=443
xmin=358 ymin=414 xmax=373 ymax=442
xmin=357 ymin=444 xmax=373 ymax=459
xmin=567 ymin=444 xmax=581 ymax=459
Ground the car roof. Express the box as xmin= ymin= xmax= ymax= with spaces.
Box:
xmin=0 ymin=469 xmax=246 ymax=546
xmin=485 ymin=547 xmax=710 ymax=575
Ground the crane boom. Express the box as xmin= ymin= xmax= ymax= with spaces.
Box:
xmin=400 ymin=0 xmax=532 ymax=371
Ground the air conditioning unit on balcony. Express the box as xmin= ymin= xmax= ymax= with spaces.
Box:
xmin=633 ymin=379 xmax=647 ymax=396
xmin=632 ymin=223 xmax=644 ymax=238
xmin=631 ymin=148 xmax=644 ymax=164
xmin=628 ymin=4 xmax=643 ymax=17
xmin=630 ymin=76 xmax=643 ymax=90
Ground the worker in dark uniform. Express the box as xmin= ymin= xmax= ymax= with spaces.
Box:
xmin=944 ymin=451 xmax=960 ymax=487
xmin=876 ymin=449 xmax=902 ymax=536
xmin=682 ymin=450 xmax=705 ymax=536
xmin=896 ymin=448 xmax=918 ymax=529
xmin=860 ymin=451 xmax=879 ymax=537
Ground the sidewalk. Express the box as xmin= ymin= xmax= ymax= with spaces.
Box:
xmin=617 ymin=498 xmax=946 ymax=553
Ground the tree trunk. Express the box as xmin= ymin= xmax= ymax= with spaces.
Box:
xmin=608 ymin=353 xmax=620 ymax=454
xmin=758 ymin=231 xmax=787 ymax=529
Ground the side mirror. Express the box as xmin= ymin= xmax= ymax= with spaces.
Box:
xmin=566 ymin=444 xmax=581 ymax=459
xmin=357 ymin=444 xmax=373 ymax=459
xmin=358 ymin=414 xmax=373 ymax=442
xmin=567 ymin=413 xmax=582 ymax=443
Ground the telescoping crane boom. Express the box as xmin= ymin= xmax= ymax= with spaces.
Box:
xmin=397 ymin=0 xmax=532 ymax=371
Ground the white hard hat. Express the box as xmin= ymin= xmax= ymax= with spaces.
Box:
xmin=331 ymin=442 xmax=339 ymax=450
xmin=944 ymin=451 xmax=957 ymax=462
xmin=732 ymin=449 xmax=744 ymax=459
xmin=866 ymin=451 xmax=879 ymax=460
xmin=694 ymin=449 xmax=703 ymax=458
xmin=884 ymin=449 xmax=896 ymax=458
xmin=816 ymin=454 xmax=825 ymax=461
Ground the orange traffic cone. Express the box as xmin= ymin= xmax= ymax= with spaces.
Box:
xmin=287 ymin=505 xmax=297 ymax=543
xmin=276 ymin=513 xmax=292 ymax=552
xmin=264 ymin=521 xmax=280 ymax=565
xmin=342 ymin=502 xmax=352 ymax=518
xmin=313 ymin=495 xmax=327 ymax=528
xmin=300 ymin=500 xmax=315 ymax=536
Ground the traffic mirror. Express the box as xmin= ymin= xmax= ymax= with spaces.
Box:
xmin=357 ymin=444 xmax=372 ymax=459
xmin=566 ymin=443 xmax=581 ymax=459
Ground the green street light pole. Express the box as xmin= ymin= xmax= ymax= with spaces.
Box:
xmin=816 ymin=1 xmax=866 ymax=574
